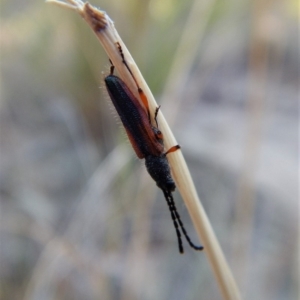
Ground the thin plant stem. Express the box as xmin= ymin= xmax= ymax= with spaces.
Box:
xmin=47 ymin=1 xmax=242 ymax=299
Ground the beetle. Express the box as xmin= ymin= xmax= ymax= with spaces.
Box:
xmin=104 ymin=44 xmax=203 ymax=253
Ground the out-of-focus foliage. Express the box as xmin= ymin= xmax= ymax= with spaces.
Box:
xmin=0 ymin=0 xmax=298 ymax=300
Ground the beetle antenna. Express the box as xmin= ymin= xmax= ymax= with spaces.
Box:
xmin=163 ymin=190 xmax=204 ymax=252
xmin=162 ymin=189 xmax=184 ymax=253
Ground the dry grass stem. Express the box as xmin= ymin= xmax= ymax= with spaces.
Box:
xmin=47 ymin=1 xmax=242 ymax=299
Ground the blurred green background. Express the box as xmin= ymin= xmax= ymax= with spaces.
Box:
xmin=0 ymin=0 xmax=298 ymax=299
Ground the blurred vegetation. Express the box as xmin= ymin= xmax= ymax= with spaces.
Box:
xmin=0 ymin=0 xmax=298 ymax=300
